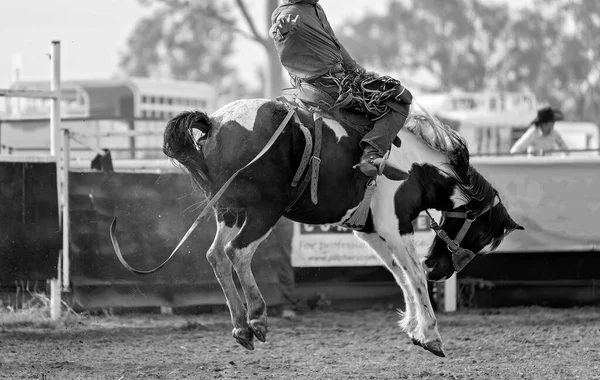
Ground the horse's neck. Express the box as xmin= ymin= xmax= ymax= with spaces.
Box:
xmin=389 ymin=130 xmax=470 ymax=209
xmin=391 ymin=131 xmax=449 ymax=172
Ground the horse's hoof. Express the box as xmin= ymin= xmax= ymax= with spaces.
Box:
xmin=232 ymin=328 xmax=254 ymax=350
xmin=249 ymin=319 xmax=267 ymax=343
xmin=422 ymin=339 xmax=445 ymax=357
xmin=411 ymin=337 xmax=422 ymax=347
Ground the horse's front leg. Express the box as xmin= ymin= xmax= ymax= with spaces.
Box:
xmin=387 ymin=231 xmax=444 ymax=357
xmin=356 ymin=231 xmax=443 ymax=356
xmin=206 ymin=220 xmax=254 ymax=349
xmin=355 ymin=232 xmax=419 ymax=336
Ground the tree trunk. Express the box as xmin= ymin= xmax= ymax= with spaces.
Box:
xmin=265 ymin=0 xmax=284 ymax=99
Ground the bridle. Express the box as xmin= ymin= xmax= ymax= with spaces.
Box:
xmin=425 ymin=195 xmax=500 ymax=272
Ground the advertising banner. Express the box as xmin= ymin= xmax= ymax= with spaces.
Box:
xmin=291 ymin=211 xmax=440 ymax=267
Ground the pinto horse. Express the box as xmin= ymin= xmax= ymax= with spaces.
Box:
xmin=111 ymin=98 xmax=523 ymax=357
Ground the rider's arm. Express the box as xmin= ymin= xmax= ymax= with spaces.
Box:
xmin=552 ymin=130 xmax=569 ymax=154
xmin=339 ymin=43 xmax=361 ymax=73
xmin=510 ymin=127 xmax=536 ymax=154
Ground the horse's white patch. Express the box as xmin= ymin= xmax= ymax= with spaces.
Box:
xmin=390 ymin=130 xmax=448 ymax=172
xmin=450 ymin=186 xmax=469 ymax=208
xmin=321 ymin=116 xmax=348 ymax=143
xmin=211 ymin=99 xmax=270 ymax=131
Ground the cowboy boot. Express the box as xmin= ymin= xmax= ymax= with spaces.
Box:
xmin=356 ymin=144 xmax=384 ymax=177
xmin=354 ymin=144 xmax=409 ymax=180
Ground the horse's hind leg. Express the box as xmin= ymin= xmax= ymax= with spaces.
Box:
xmin=205 ymin=214 xmax=255 ymax=350
xmin=225 ymin=209 xmax=281 ymax=346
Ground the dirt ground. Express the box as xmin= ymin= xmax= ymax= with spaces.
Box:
xmin=1 ymin=306 xmax=599 ymax=380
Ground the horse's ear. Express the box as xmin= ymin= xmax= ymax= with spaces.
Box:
xmin=508 ymin=218 xmax=525 ymax=231
xmin=505 ymin=213 xmax=525 ymax=233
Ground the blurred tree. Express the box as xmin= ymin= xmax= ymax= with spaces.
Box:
xmin=495 ymin=0 xmax=600 ymax=121
xmin=340 ymin=0 xmax=599 ymax=122
xmin=339 ymin=0 xmax=510 ymax=92
xmin=119 ymin=0 xmax=283 ymax=100
xmin=120 ymin=1 xmax=235 ymax=82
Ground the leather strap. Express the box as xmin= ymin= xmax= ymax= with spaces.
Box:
xmin=291 ymin=122 xmax=313 ymax=187
xmin=310 ymin=115 xmax=323 ymax=204
xmin=285 ymin=113 xmax=324 ymax=211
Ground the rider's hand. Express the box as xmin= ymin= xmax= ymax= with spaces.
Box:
xmin=275 ymin=14 xmax=299 ymax=35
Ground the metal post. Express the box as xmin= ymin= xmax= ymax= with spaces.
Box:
xmin=61 ymin=129 xmax=70 ymax=291
xmin=50 ymin=41 xmax=61 ymax=156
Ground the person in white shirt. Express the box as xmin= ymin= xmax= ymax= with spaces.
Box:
xmin=510 ymin=106 xmax=569 ymax=156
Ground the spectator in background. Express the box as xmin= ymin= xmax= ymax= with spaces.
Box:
xmin=510 ymin=106 xmax=569 ymax=156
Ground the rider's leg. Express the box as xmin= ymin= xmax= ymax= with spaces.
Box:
xmin=357 ymin=89 xmax=413 ymax=177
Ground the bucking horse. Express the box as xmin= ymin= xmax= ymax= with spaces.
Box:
xmin=111 ymin=96 xmax=523 ymax=357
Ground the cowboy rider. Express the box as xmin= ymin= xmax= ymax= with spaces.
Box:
xmin=269 ymin=0 xmax=413 ymax=178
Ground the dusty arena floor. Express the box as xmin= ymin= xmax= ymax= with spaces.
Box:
xmin=1 ymin=306 xmax=599 ymax=380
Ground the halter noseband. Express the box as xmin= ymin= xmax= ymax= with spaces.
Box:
xmin=425 ymin=196 xmax=500 ymax=272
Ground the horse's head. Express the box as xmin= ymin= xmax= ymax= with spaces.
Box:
xmin=423 ymin=188 xmax=524 ymax=282
xmin=395 ymin=114 xmax=524 ymax=281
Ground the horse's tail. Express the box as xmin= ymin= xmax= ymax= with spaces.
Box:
xmin=163 ymin=110 xmax=212 ymax=191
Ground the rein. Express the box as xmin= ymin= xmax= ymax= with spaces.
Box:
xmin=111 ymin=108 xmax=297 ymax=275
xmin=425 ymin=195 xmax=500 ymax=272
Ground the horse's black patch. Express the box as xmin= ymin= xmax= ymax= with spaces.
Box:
xmin=394 ymin=163 xmax=455 ymax=234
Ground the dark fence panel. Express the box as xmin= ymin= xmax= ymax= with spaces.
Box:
xmin=0 ymin=162 xmax=290 ymax=309
xmin=0 ymin=162 xmax=60 ymax=283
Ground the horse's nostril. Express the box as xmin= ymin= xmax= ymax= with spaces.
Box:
xmin=424 ymin=257 xmax=436 ymax=268
xmin=423 ymin=259 xmax=437 ymax=274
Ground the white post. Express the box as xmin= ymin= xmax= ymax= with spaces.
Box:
xmin=61 ymin=129 xmax=70 ymax=291
xmin=51 ymin=41 xmax=62 ymax=229
xmin=443 ymin=273 xmax=457 ymax=312
xmin=50 ymin=41 xmax=61 ymax=156
xmin=50 ymin=253 xmax=62 ymax=320
xmin=50 ymin=278 xmax=62 ymax=320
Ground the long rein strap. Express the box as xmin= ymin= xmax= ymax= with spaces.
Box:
xmin=112 ymin=108 xmax=296 ymax=275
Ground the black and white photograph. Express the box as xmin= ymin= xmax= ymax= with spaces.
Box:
xmin=0 ymin=0 xmax=599 ymax=379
